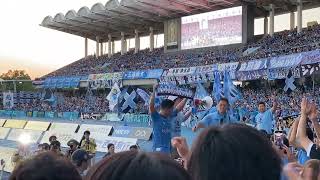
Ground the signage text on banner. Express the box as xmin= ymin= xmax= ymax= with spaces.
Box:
xmin=93 ymin=135 xmax=138 ymax=152
xmin=88 ymin=72 xmax=123 ymax=89
xmin=24 ymin=121 xmax=51 ymax=131
xmin=4 ymin=120 xmax=27 ymax=129
xmin=112 ymin=126 xmax=153 ymax=140
xmin=77 ymin=124 xmax=113 ymax=136
xmin=157 ymin=84 xmax=194 ymax=99
xmin=0 ymin=127 xmax=10 ymax=139
xmin=123 ymin=69 xmax=163 ymax=79
xmin=123 ymin=114 xmax=150 ymax=125
xmin=101 ymin=113 xmax=123 ymax=121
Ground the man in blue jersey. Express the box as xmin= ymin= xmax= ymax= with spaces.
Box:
xmin=149 ymin=84 xmax=186 ymax=154
xmin=192 ymin=97 xmax=236 ymax=132
xmin=255 ymin=96 xmax=277 ymax=135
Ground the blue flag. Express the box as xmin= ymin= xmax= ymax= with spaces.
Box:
xmin=213 ymin=71 xmax=222 ymax=102
xmin=223 ymin=71 xmax=242 ymax=105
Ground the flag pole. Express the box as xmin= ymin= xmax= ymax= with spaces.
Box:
xmin=312 ymin=73 xmax=315 ymax=96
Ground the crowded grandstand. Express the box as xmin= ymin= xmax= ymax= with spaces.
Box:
xmin=1 ymin=0 xmax=320 ymax=179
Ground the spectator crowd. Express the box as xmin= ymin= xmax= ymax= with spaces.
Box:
xmin=44 ymin=24 xmax=320 ymax=78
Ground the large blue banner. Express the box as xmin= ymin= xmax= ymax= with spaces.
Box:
xmin=300 ymin=49 xmax=320 ymax=65
xmin=44 ymin=76 xmax=83 ymax=89
xmin=123 ymin=69 xmax=163 ymax=79
xmin=238 ymin=58 xmax=269 ymax=71
xmin=269 ymin=53 xmax=302 ymax=69
xmin=236 ymin=70 xmax=267 ymax=81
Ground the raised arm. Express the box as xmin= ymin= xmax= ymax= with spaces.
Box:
xmin=183 ymin=110 xmax=192 ymax=122
xmin=175 ymin=98 xmax=187 ymax=112
xmin=310 ymin=103 xmax=320 ymax=140
xmin=149 ymin=84 xmax=158 ymax=114
xmin=288 ymin=118 xmax=300 ymax=148
xmin=296 ymin=97 xmax=313 ymax=151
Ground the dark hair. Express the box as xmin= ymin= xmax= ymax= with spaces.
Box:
xmin=258 ymin=102 xmax=266 ymax=106
xmin=187 ymin=124 xmax=281 ymax=180
xmin=10 ymin=152 xmax=81 ymax=180
xmin=107 ymin=143 xmax=114 ymax=150
xmin=306 ymin=127 xmax=314 ymax=141
xmin=129 ymin=145 xmax=138 ymax=150
xmin=85 ymin=151 xmax=191 ymax=180
xmin=219 ymin=97 xmax=229 ymax=104
xmin=50 ymin=140 xmax=61 ymax=147
xmin=79 ymin=131 xmax=91 ymax=147
xmin=42 ymin=143 xmax=50 ymax=150
xmin=49 ymin=135 xmax=57 ymax=142
xmin=160 ymin=99 xmax=174 ymax=109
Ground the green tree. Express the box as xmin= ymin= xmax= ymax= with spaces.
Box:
xmin=0 ymin=70 xmax=34 ymax=91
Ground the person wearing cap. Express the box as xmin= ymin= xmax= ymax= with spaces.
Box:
xmin=71 ymin=149 xmax=89 ymax=176
xmin=66 ymin=139 xmax=80 ymax=159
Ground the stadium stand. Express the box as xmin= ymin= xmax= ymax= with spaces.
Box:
xmin=43 ymin=24 xmax=320 ymax=77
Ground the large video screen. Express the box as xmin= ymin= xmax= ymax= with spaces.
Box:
xmin=181 ymin=6 xmax=242 ymax=50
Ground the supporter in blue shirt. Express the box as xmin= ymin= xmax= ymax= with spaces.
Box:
xmin=149 ymin=84 xmax=185 ymax=154
xmin=255 ymin=97 xmax=277 ymax=134
xmin=171 ymin=97 xmax=189 ymax=138
xmin=192 ymin=98 xmax=236 ymax=132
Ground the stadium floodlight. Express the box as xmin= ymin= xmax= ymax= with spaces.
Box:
xmin=18 ymin=133 xmax=31 ymax=145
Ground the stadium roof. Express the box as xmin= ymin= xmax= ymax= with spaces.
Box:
xmin=41 ymin=0 xmax=320 ymax=42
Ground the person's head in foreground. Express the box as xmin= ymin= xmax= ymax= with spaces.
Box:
xmin=175 ymin=124 xmax=281 ymax=180
xmin=9 ymin=152 xmax=81 ymax=180
xmin=50 ymin=140 xmax=61 ymax=153
xmin=107 ymin=143 xmax=115 ymax=154
xmin=285 ymin=159 xmax=320 ymax=180
xmin=160 ymin=99 xmax=175 ymax=117
xmin=217 ymin=97 xmax=229 ymax=115
xmin=85 ymin=151 xmax=191 ymax=180
xmin=48 ymin=135 xmax=57 ymax=143
xmin=71 ymin=149 xmax=90 ymax=175
xmin=129 ymin=145 xmax=139 ymax=152
xmin=84 ymin=130 xmax=90 ymax=140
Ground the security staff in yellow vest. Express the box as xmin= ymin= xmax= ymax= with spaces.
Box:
xmin=80 ymin=130 xmax=96 ymax=166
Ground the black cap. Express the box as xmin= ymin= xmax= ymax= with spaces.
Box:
xmin=71 ymin=149 xmax=89 ymax=165
xmin=67 ymin=139 xmax=79 ymax=146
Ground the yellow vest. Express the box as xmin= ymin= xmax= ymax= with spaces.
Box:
xmin=80 ymin=138 xmax=97 ymax=154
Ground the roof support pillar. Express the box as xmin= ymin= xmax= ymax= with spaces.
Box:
xmin=121 ymin=32 xmax=125 ymax=55
xmin=100 ymin=43 xmax=104 ymax=56
xmin=84 ymin=37 xmax=88 ymax=57
xmin=290 ymin=11 xmax=295 ymax=30
xmin=297 ymin=0 xmax=303 ymax=33
xmin=108 ymin=34 xmax=112 ymax=58
xmin=112 ymin=41 xmax=115 ymax=55
xmin=269 ymin=4 xmax=275 ymax=37
xmin=96 ymin=36 xmax=100 ymax=58
xmin=264 ymin=16 xmax=268 ymax=36
xmin=149 ymin=27 xmax=154 ymax=51
xmin=135 ymin=29 xmax=140 ymax=54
